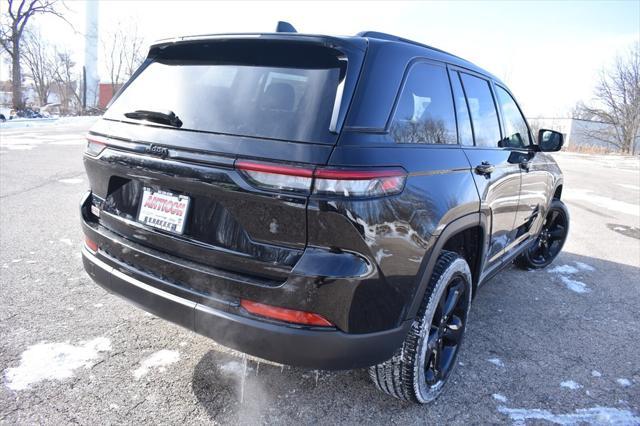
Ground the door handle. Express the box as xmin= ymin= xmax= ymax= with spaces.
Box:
xmin=475 ymin=161 xmax=495 ymax=176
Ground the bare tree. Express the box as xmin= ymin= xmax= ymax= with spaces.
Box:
xmin=577 ymin=43 xmax=640 ymax=154
xmin=51 ymin=49 xmax=81 ymax=114
xmin=103 ymin=21 xmax=146 ymax=96
xmin=0 ymin=0 xmax=66 ymax=109
xmin=21 ymin=28 xmax=56 ymax=106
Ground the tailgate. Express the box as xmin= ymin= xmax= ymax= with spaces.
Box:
xmin=84 ymin=36 xmax=365 ymax=282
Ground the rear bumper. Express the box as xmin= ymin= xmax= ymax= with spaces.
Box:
xmin=82 ymin=247 xmax=411 ymax=370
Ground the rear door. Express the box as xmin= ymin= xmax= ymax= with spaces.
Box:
xmin=85 ymin=37 xmax=365 ymax=283
xmin=452 ymin=71 xmax=522 ymax=271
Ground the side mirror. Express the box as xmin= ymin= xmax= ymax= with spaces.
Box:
xmin=537 ymin=129 xmax=564 ymax=152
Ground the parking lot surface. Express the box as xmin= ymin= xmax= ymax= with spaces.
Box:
xmin=1 ymin=119 xmax=638 ymax=424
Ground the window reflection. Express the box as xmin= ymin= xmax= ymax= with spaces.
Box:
xmin=389 ymin=63 xmax=457 ymax=144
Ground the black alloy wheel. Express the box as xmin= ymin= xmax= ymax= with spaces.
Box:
xmin=369 ymin=251 xmax=473 ymax=403
xmin=424 ymin=275 xmax=469 ymax=386
xmin=516 ymin=199 xmax=570 ymax=269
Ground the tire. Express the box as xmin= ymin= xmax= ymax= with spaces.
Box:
xmin=369 ymin=251 xmax=473 ymax=403
xmin=515 ymin=199 xmax=569 ymax=270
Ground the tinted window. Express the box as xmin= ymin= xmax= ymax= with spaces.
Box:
xmin=460 ymin=73 xmax=501 ymax=148
xmin=495 ymin=86 xmax=531 ymax=148
xmin=450 ymin=72 xmax=474 ymax=146
xmin=389 ymin=63 xmax=456 ymax=144
xmin=105 ymin=45 xmax=346 ymax=144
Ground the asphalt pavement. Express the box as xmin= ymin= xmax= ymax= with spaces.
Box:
xmin=1 ymin=119 xmax=638 ymax=425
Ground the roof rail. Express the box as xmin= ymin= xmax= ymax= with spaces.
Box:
xmin=356 ymin=31 xmax=460 ymax=59
xmin=276 ymin=21 xmax=297 ymax=33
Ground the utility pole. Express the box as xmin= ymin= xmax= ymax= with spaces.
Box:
xmin=84 ymin=0 xmax=99 ymax=110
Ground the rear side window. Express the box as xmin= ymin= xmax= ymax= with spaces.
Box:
xmin=450 ymin=72 xmax=474 ymax=146
xmin=105 ymin=42 xmax=347 ymax=144
xmin=389 ymin=63 xmax=457 ymax=144
xmin=459 ymin=73 xmax=501 ymax=148
xmin=495 ymin=86 xmax=531 ymax=149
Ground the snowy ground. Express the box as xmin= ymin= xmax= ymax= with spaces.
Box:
xmin=0 ymin=121 xmax=638 ymax=424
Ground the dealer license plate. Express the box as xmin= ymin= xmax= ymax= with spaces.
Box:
xmin=137 ymin=187 xmax=190 ymax=235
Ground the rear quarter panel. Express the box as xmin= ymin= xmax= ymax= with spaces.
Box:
xmin=307 ymin=141 xmax=479 ymax=332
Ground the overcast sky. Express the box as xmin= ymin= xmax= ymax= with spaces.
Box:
xmin=8 ymin=0 xmax=640 ymax=117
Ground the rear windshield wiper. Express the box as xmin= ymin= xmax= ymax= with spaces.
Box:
xmin=124 ymin=110 xmax=183 ymax=128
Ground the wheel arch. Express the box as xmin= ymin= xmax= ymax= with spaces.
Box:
xmin=405 ymin=212 xmax=487 ymax=320
xmin=553 ymin=184 xmax=563 ymax=200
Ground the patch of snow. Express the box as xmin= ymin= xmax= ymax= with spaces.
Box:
xmin=549 ymin=264 xmax=579 ymax=274
xmin=591 ymin=370 xmax=602 ymax=377
xmin=560 ymin=380 xmax=582 ymax=390
xmin=560 ymin=276 xmax=590 ymax=294
xmin=133 ymin=350 xmax=180 ymax=379
xmin=375 ymin=249 xmax=392 ymax=263
xmin=5 ymin=145 xmax=34 ymax=150
xmin=574 ymin=261 xmax=595 ymax=272
xmin=4 ymin=337 xmax=111 ymax=390
xmin=487 ymin=358 xmax=505 ymax=368
xmin=59 ymin=238 xmax=73 ymax=246
xmin=179 ymin=341 xmax=187 ymax=347
xmin=93 ymin=303 xmax=103 ymax=308
xmin=566 ymin=189 xmax=639 ymax=217
xmin=59 ymin=178 xmax=83 ymax=184
xmin=617 ymin=183 xmax=640 ymax=191
xmin=109 ymin=403 xmax=119 ymax=409
xmin=11 ymin=259 xmax=22 ymax=263
xmin=50 ymin=139 xmax=86 ymax=146
xmin=497 ymin=405 xmax=640 ymax=425
xmin=616 ymin=378 xmax=632 ymax=387
xmin=492 ymin=393 xmax=508 ymax=402
xmin=25 ymin=260 xmax=37 ymax=264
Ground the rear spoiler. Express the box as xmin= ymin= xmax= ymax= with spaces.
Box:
xmin=149 ymin=33 xmax=367 ymax=53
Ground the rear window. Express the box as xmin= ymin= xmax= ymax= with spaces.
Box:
xmin=105 ymin=41 xmax=348 ymax=144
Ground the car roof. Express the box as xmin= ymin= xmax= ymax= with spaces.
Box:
xmin=150 ymin=31 xmax=502 ymax=84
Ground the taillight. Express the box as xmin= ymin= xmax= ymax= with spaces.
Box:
xmin=240 ymin=299 xmax=334 ymax=327
xmin=314 ymin=168 xmax=406 ymax=197
xmin=235 ymin=160 xmax=406 ymax=198
xmin=236 ymin=161 xmax=313 ymax=193
xmin=85 ymin=237 xmax=98 ymax=253
xmin=85 ymin=136 xmax=107 ymax=156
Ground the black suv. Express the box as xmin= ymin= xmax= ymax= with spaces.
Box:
xmin=81 ymin=27 xmax=568 ymax=403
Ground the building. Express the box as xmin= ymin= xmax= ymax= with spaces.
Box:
xmin=97 ymin=83 xmax=123 ymax=109
xmin=529 ymin=117 xmax=639 ymax=154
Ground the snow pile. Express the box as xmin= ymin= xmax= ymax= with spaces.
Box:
xmin=560 ymin=380 xmax=582 ymax=390
xmin=133 ymin=350 xmax=180 ymax=379
xmin=566 ymin=189 xmax=639 ymax=217
xmin=4 ymin=337 xmax=111 ymax=390
xmin=559 ymin=276 xmax=589 ymax=294
xmin=0 ymin=116 xmax=98 ymax=130
xmin=616 ymin=378 xmax=632 ymax=387
xmin=498 ymin=406 xmax=640 ymax=425
xmin=548 ymin=261 xmax=595 ymax=294
xmin=487 ymin=358 xmax=505 ymax=368
xmin=59 ymin=178 xmax=84 ymax=184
